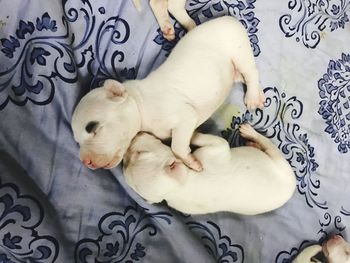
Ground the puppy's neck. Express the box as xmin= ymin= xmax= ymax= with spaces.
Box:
xmin=124 ymin=81 xmax=148 ymax=132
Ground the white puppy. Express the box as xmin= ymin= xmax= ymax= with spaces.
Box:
xmin=71 ymin=16 xmax=265 ymax=171
xmin=133 ymin=0 xmax=196 ymax=40
xmin=293 ymin=235 xmax=350 ymax=263
xmin=123 ymin=124 xmax=295 ymax=215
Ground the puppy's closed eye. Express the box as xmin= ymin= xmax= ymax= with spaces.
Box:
xmin=131 ymin=151 xmax=154 ymax=162
xmin=85 ymin=121 xmax=99 ymax=134
xmin=136 ymin=151 xmax=152 ymax=159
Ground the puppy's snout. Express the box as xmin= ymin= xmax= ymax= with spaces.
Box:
xmin=82 ymin=158 xmax=92 ymax=166
xmin=327 ymin=234 xmax=341 ymax=241
xmin=82 ymin=158 xmax=97 ymax=169
xmin=329 ymin=234 xmax=343 ymax=243
xmin=80 ymin=151 xmax=121 ymax=170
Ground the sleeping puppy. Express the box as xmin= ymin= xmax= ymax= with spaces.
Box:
xmin=293 ymin=235 xmax=350 ymax=263
xmin=71 ymin=16 xmax=265 ymax=171
xmin=132 ymin=0 xmax=196 ymax=40
xmin=123 ymin=124 xmax=296 ymax=215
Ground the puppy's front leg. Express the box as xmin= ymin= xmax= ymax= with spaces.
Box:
xmin=171 ymin=116 xmax=202 ymax=172
xmin=150 ymin=0 xmax=175 ymax=41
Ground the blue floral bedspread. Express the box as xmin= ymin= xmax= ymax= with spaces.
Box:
xmin=0 ymin=0 xmax=349 ymax=262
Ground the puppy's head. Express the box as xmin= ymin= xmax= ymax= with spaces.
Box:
xmin=71 ymin=79 xmax=140 ymax=170
xmin=123 ymin=133 xmax=188 ymax=202
xmin=323 ymin=235 xmax=350 ymax=263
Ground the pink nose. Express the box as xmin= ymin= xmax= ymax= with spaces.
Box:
xmin=82 ymin=158 xmax=95 ymax=168
xmin=331 ymin=234 xmax=341 ymax=241
xmin=83 ymin=159 xmax=91 ymax=165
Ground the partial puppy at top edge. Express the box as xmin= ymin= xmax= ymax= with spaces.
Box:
xmin=132 ymin=0 xmax=196 ymax=40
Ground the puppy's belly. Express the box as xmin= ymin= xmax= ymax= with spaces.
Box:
xmin=166 ymin=150 xmax=291 ymax=215
xmin=158 ymin=57 xmax=234 ymax=124
xmin=193 ymin=83 xmax=233 ymax=123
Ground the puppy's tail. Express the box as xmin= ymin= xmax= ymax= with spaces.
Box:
xmin=132 ymin=0 xmax=142 ymax=12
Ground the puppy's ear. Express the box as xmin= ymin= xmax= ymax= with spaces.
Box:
xmin=164 ymin=158 xmax=187 ymax=184
xmin=104 ymin=79 xmax=128 ymax=102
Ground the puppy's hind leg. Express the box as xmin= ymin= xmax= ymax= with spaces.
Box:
xmin=240 ymin=123 xmax=296 ymax=183
xmin=240 ymin=124 xmax=296 ymax=204
xmin=150 ymin=0 xmax=175 ymax=41
xmin=168 ymin=0 xmax=196 ymax=31
xmin=245 ymin=141 xmax=263 ymax=150
xmin=239 ymin=124 xmax=282 ymax=160
xmin=191 ymin=132 xmax=231 ymax=161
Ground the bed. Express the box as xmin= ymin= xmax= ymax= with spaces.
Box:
xmin=0 ymin=0 xmax=349 ymax=262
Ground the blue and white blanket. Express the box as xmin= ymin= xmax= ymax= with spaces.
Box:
xmin=0 ymin=0 xmax=349 ymax=262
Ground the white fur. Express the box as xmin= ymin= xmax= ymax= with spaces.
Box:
xmin=293 ymin=235 xmax=350 ymax=263
xmin=71 ymin=17 xmax=265 ymax=170
xmin=132 ymin=0 xmax=196 ymax=40
xmin=292 ymin=245 xmax=323 ymax=263
xmin=123 ymin=124 xmax=295 ymax=215
xmin=132 ymin=0 xmax=142 ymax=12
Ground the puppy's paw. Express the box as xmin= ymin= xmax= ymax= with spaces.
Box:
xmin=259 ymin=88 xmax=266 ymax=108
xmin=239 ymin=124 xmax=258 ymax=141
xmin=188 ymin=159 xmax=203 ymax=172
xmin=184 ymin=154 xmax=203 ymax=172
xmin=161 ymin=21 xmax=175 ymax=41
xmin=244 ymin=91 xmax=260 ymax=111
xmin=244 ymin=88 xmax=265 ymax=111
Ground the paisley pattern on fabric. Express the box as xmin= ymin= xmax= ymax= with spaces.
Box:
xmin=318 ymin=53 xmax=350 ymax=153
xmin=279 ymin=0 xmax=350 ymax=48
xmin=0 ymin=12 xmax=68 ymax=110
xmin=0 ymin=179 xmax=58 ymax=262
xmin=222 ymin=87 xmax=326 ymax=209
xmin=75 ymin=205 xmax=173 ymax=263
xmin=187 ymin=221 xmax=244 ymax=262
xmin=275 ymin=240 xmax=314 ymax=263
xmin=154 ymin=0 xmax=261 ymax=57
xmin=0 ymin=2 xmax=135 ymax=110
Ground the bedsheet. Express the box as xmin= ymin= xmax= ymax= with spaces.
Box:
xmin=0 ymin=0 xmax=350 ymax=262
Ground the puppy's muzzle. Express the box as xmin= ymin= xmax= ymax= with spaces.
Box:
xmin=80 ymin=151 xmax=121 ymax=170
